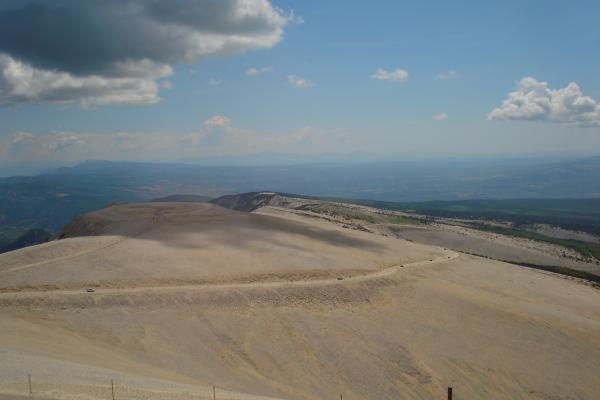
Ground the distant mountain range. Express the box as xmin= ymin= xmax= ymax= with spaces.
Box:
xmin=1 ymin=156 xmax=599 ymax=250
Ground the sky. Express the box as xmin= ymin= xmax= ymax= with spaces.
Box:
xmin=0 ymin=0 xmax=599 ymax=175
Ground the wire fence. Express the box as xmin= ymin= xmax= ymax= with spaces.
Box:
xmin=2 ymin=374 xmax=455 ymax=400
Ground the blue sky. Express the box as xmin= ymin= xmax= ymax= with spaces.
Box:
xmin=0 ymin=0 xmax=599 ymax=175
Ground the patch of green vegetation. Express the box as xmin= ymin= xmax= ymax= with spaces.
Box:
xmin=462 ymin=251 xmax=600 ymax=285
xmin=467 ymin=252 xmax=600 ymax=287
xmin=329 ymin=207 xmax=376 ymax=224
xmin=446 ymin=205 xmax=471 ymax=212
xmin=330 ymin=208 xmax=376 ymax=223
xmin=316 ymin=197 xmax=600 ymax=236
xmin=297 ymin=204 xmax=377 ymax=223
xmin=471 ymin=223 xmax=600 ymax=261
xmin=353 ymin=212 xmax=376 ymax=223
xmin=506 ymin=261 xmax=600 ymax=286
xmin=310 ymin=194 xmax=600 ymax=261
xmin=387 ymin=226 xmax=409 ymax=236
xmin=385 ymin=215 xmax=423 ymax=225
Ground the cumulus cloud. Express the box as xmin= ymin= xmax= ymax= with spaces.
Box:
xmin=488 ymin=77 xmax=600 ymax=127
xmin=436 ymin=70 xmax=458 ymax=80
xmin=371 ymin=68 xmax=409 ymax=82
xmin=46 ymin=132 xmax=85 ymax=151
xmin=9 ymin=131 xmax=34 ymax=145
xmin=203 ymin=115 xmax=233 ymax=129
xmin=0 ymin=131 xmax=34 ymax=156
xmin=0 ymin=0 xmax=293 ymax=106
xmin=184 ymin=115 xmax=344 ymax=153
xmin=0 ymin=117 xmax=349 ymax=165
xmin=433 ymin=113 xmax=448 ymax=121
xmin=111 ymin=132 xmax=144 ymax=151
xmin=196 ymin=115 xmax=247 ymax=147
xmin=0 ymin=54 xmax=171 ymax=107
xmin=288 ymin=75 xmax=315 ymax=88
xmin=208 ymin=79 xmax=223 ymax=86
xmin=0 ymin=131 xmax=84 ymax=160
xmin=246 ymin=66 xmax=274 ymax=76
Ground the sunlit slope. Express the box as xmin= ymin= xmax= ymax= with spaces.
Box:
xmin=0 ymin=203 xmax=598 ymax=400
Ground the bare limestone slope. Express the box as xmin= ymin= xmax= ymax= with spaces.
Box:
xmin=0 ymin=202 xmax=599 ymax=400
xmin=0 ymin=203 xmax=442 ymax=291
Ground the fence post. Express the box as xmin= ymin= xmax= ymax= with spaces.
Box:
xmin=28 ymin=374 xmax=32 ymax=395
xmin=111 ymin=379 xmax=115 ymax=400
xmin=213 ymin=385 xmax=216 ymax=400
xmin=340 ymin=393 xmax=342 ymax=400
xmin=447 ymin=387 xmax=452 ymax=400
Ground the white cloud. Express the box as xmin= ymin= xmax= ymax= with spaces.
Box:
xmin=0 ymin=0 xmax=294 ymax=106
xmin=288 ymin=75 xmax=315 ymax=88
xmin=0 ymin=131 xmax=34 ymax=156
xmin=184 ymin=115 xmax=344 ymax=153
xmin=488 ymin=77 xmax=600 ymax=127
xmin=433 ymin=113 xmax=448 ymax=121
xmin=203 ymin=115 xmax=233 ymax=129
xmin=286 ymin=10 xmax=305 ymax=25
xmin=192 ymin=115 xmax=248 ymax=147
xmin=208 ymin=79 xmax=223 ymax=86
xmin=112 ymin=132 xmax=144 ymax=151
xmin=0 ymin=116 xmax=348 ymax=163
xmin=9 ymin=131 xmax=34 ymax=145
xmin=46 ymin=132 xmax=85 ymax=151
xmin=371 ymin=68 xmax=409 ymax=82
xmin=1 ymin=132 xmax=23 ymax=153
xmin=436 ymin=70 xmax=458 ymax=80
xmin=0 ymin=131 xmax=84 ymax=159
xmin=0 ymin=54 xmax=171 ymax=107
xmin=246 ymin=66 xmax=274 ymax=76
